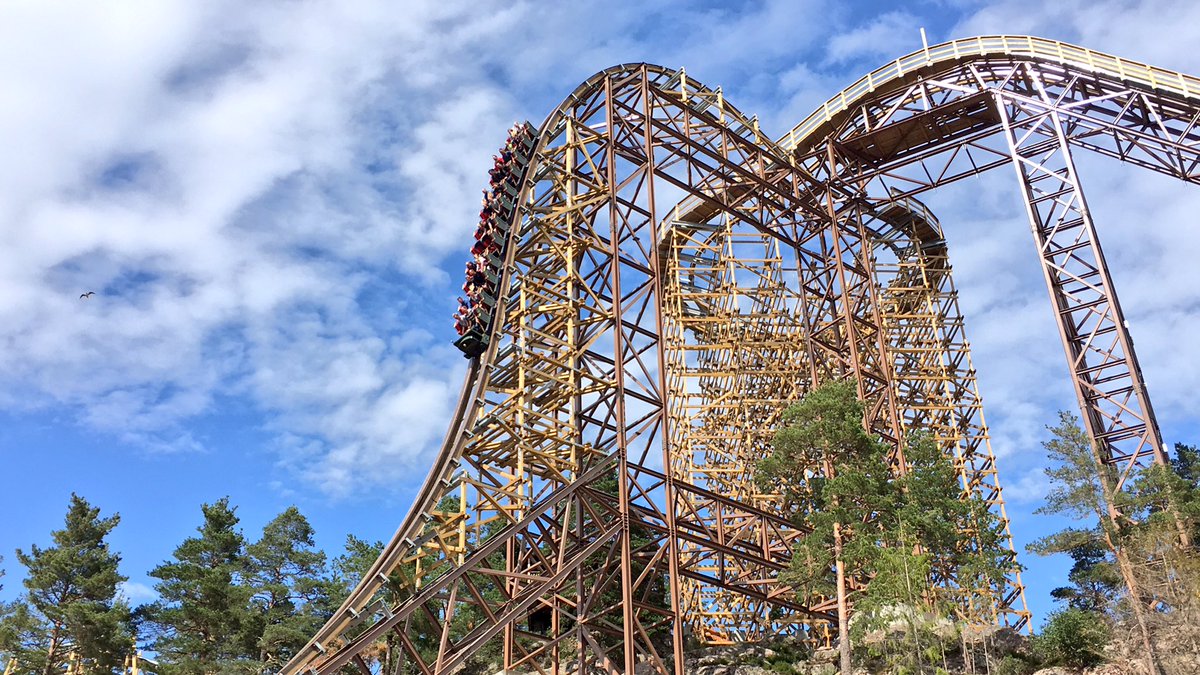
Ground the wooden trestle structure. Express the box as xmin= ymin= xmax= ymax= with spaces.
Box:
xmin=282 ymin=36 xmax=1200 ymax=675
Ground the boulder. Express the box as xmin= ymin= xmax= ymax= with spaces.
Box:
xmin=811 ymin=647 xmax=839 ymax=664
xmin=962 ymin=625 xmax=1032 ymax=658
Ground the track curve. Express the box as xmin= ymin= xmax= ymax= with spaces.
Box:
xmin=286 ymin=62 xmax=767 ymax=671
xmin=282 ymin=36 xmax=1200 ymax=675
xmin=780 ymin=34 xmax=1200 ymax=153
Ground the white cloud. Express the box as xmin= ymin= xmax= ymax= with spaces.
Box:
xmin=0 ymin=0 xmax=902 ymax=502
xmin=824 ymin=11 xmax=923 ymax=66
xmin=118 ymin=580 xmax=158 ymax=604
xmin=954 ymin=0 xmax=1200 ymax=73
xmin=1000 ymin=469 xmax=1051 ymax=506
xmin=0 ymin=0 xmax=507 ymax=497
xmin=927 ymin=2 xmax=1200 ymax=477
xmin=2 ymin=0 xmax=1198 ymax=505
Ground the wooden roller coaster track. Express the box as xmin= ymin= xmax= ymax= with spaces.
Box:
xmin=281 ymin=35 xmax=1200 ymax=675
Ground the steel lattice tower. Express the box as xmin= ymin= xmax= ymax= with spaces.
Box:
xmin=281 ymin=36 xmax=1200 ymax=675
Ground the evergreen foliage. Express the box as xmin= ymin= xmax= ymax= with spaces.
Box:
xmin=1025 ymin=412 xmax=1150 ymax=671
xmin=1026 ymin=413 xmax=1121 ymax=581
xmin=1027 ymin=413 xmax=1200 ymax=675
xmin=1125 ymin=443 xmax=1200 ymax=542
xmin=1034 ymin=608 xmax=1109 ymax=669
xmin=757 ymin=380 xmax=891 ymax=595
xmin=1030 ymin=412 xmax=1114 ymax=525
xmin=1 ymin=497 xmax=365 ymax=675
xmin=1122 ymin=443 xmax=1200 ymax=623
xmin=1038 ymin=539 xmax=1120 ymax=612
xmin=323 ymin=502 xmax=507 ymax=675
xmin=757 ymin=380 xmax=1012 ymax=674
xmin=245 ymin=507 xmax=333 ymax=669
xmin=329 ymin=535 xmax=383 ymax=591
xmin=1172 ymin=443 xmax=1200 ymax=485
xmin=0 ymin=494 xmax=132 ymax=675
xmin=143 ymin=497 xmax=256 ymax=675
xmin=3 ymin=418 xmax=1193 ymax=675
xmin=873 ymin=435 xmax=1013 ymax=616
xmin=327 ymin=534 xmax=409 ymax=674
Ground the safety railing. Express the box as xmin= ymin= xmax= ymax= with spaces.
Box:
xmin=780 ymin=35 xmax=1200 ymax=152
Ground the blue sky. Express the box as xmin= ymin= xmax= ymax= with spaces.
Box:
xmin=2 ymin=0 xmax=1200 ymax=631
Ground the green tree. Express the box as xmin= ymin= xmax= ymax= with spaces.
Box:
xmin=1126 ymin=444 xmax=1200 ymax=542
xmin=758 ymin=382 xmax=1014 ymax=673
xmin=0 ymin=557 xmax=7 ymax=669
xmin=1034 ymin=607 xmax=1109 ymax=669
xmin=325 ymin=513 xmax=501 ymax=675
xmin=0 ymin=604 xmax=39 ymax=674
xmin=144 ymin=497 xmax=255 ymax=675
xmin=1171 ymin=443 xmax=1200 ymax=485
xmin=757 ymin=380 xmax=894 ymax=675
xmin=244 ymin=507 xmax=332 ymax=669
xmin=852 ymin=435 xmax=1014 ymax=671
xmin=1122 ymin=443 xmax=1200 ymax=617
xmin=1037 ymin=538 xmax=1120 ymax=612
xmin=329 ymin=535 xmax=383 ymax=595
xmin=327 ymin=536 xmax=404 ymax=674
xmin=0 ymin=494 xmax=132 ymax=675
xmin=891 ymin=434 xmax=1013 ymax=614
xmin=1027 ymin=412 xmax=1159 ymax=675
xmin=328 ymin=535 xmax=438 ymax=675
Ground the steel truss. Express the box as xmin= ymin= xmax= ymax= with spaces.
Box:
xmin=785 ymin=37 xmax=1200 ymax=488
xmin=282 ymin=37 xmax=1200 ymax=675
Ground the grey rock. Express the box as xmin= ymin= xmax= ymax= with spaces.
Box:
xmin=811 ymin=647 xmax=838 ymax=664
xmin=693 ymin=666 xmax=733 ymax=675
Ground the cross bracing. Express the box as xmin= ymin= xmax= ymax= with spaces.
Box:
xmin=281 ymin=37 xmax=1200 ymax=675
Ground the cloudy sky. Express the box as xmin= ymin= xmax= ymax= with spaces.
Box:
xmin=2 ymin=0 xmax=1199 ymax=628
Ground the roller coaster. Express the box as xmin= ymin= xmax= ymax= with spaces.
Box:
xmin=283 ymin=36 xmax=1200 ymax=675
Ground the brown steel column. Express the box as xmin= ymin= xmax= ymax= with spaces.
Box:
xmin=603 ymin=73 xmax=640 ymax=675
xmin=639 ymin=66 xmax=689 ymax=675
xmin=996 ymin=93 xmax=1167 ymax=487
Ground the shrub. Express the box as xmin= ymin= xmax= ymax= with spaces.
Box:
xmin=1034 ymin=608 xmax=1109 ymax=669
xmin=768 ymin=661 xmax=795 ymax=675
xmin=992 ymin=654 xmax=1035 ymax=675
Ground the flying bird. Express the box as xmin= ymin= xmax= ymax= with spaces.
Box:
xmin=80 ymin=291 xmax=95 ymax=299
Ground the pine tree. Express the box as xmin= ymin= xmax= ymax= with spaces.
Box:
xmin=863 ymin=434 xmax=1014 ymax=623
xmin=0 ymin=604 xmax=38 ymax=674
xmin=1170 ymin=443 xmax=1200 ymax=484
xmin=757 ymin=382 xmax=1014 ymax=672
xmin=1122 ymin=443 xmax=1200 ymax=617
xmin=144 ymin=497 xmax=255 ymax=675
xmin=1131 ymin=443 xmax=1200 ymax=545
xmin=0 ymin=494 xmax=131 ymax=675
xmin=1028 ymin=412 xmax=1161 ymax=675
xmin=1034 ymin=538 xmax=1120 ymax=612
xmin=326 ymin=519 xmax=510 ymax=674
xmin=0 ymin=556 xmax=22 ymax=673
xmin=328 ymin=536 xmax=403 ymax=674
xmin=757 ymin=380 xmax=893 ymax=675
xmin=327 ymin=535 xmax=445 ymax=675
xmin=244 ymin=507 xmax=331 ymax=669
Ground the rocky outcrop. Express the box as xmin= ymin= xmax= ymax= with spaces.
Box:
xmin=490 ymin=615 xmax=1199 ymax=674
